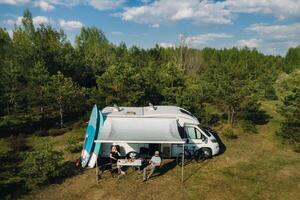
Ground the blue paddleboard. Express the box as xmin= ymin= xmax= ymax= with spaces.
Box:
xmin=87 ymin=109 xmax=105 ymax=168
xmin=81 ymin=105 xmax=99 ymax=167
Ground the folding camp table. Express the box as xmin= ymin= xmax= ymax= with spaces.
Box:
xmin=117 ymin=159 xmax=142 ymax=177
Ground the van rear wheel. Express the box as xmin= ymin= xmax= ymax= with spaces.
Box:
xmin=176 ymin=153 xmax=187 ymax=166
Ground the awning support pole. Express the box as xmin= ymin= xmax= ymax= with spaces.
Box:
xmin=181 ymin=143 xmax=184 ymax=183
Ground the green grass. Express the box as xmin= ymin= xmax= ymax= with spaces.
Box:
xmin=22 ymin=132 xmax=300 ymax=200
xmin=1 ymin=100 xmax=300 ymax=200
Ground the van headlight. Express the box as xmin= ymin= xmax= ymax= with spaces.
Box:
xmin=210 ymin=139 xmax=218 ymax=143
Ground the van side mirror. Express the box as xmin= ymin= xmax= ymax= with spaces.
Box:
xmin=186 ymin=138 xmax=189 ymax=144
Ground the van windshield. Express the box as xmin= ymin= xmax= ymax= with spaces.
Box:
xmin=201 ymin=128 xmax=212 ymax=137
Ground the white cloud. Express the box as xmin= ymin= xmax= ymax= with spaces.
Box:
xmin=118 ymin=0 xmax=300 ymax=27
xmin=88 ymin=0 xmax=125 ymax=10
xmin=32 ymin=16 xmax=50 ymax=25
xmin=238 ymin=38 xmax=260 ymax=48
xmin=0 ymin=0 xmax=79 ymax=9
xmin=7 ymin=29 xmax=13 ymax=38
xmin=59 ymin=19 xmax=83 ymax=30
xmin=14 ymin=16 xmax=50 ymax=26
xmin=120 ymin=0 xmax=232 ymax=26
xmin=184 ymin=33 xmax=233 ymax=46
xmin=0 ymin=0 xmax=29 ymax=5
xmin=15 ymin=16 xmax=23 ymax=26
xmin=246 ymin=23 xmax=300 ymax=42
xmin=224 ymin=0 xmax=300 ymax=20
xmin=244 ymin=23 xmax=300 ymax=55
xmin=150 ymin=23 xmax=159 ymax=28
xmin=44 ymin=0 xmax=81 ymax=7
xmin=34 ymin=1 xmax=55 ymax=11
xmin=159 ymin=42 xmax=175 ymax=48
xmin=5 ymin=19 xmax=15 ymax=26
xmin=6 ymin=15 xmax=83 ymax=31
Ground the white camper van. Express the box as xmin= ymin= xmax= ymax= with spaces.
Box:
xmin=99 ymin=105 xmax=219 ymax=159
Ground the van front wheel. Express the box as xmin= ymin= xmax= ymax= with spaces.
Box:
xmin=201 ymin=148 xmax=212 ymax=159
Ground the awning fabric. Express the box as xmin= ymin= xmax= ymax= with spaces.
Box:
xmin=95 ymin=117 xmax=184 ymax=144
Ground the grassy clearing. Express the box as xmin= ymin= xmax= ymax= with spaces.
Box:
xmin=23 ymin=132 xmax=300 ymax=200
xmin=20 ymin=101 xmax=300 ymax=200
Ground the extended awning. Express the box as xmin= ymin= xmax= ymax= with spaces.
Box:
xmin=94 ymin=117 xmax=184 ymax=144
xmin=94 ymin=117 xmax=185 ymax=184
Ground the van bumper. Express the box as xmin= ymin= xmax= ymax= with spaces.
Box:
xmin=212 ymin=144 xmax=220 ymax=155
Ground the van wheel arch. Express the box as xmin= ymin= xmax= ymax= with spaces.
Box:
xmin=200 ymin=148 xmax=212 ymax=159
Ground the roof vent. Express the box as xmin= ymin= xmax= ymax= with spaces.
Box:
xmin=148 ymin=103 xmax=157 ymax=111
xmin=113 ymin=104 xmax=121 ymax=112
xmin=126 ymin=111 xmax=136 ymax=115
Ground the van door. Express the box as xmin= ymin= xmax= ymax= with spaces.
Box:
xmin=184 ymin=126 xmax=206 ymax=150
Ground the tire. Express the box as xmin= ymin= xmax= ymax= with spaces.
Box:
xmin=194 ymin=149 xmax=205 ymax=162
xmin=126 ymin=151 xmax=140 ymax=159
xmin=201 ymin=148 xmax=212 ymax=159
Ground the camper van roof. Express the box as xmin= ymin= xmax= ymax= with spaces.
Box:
xmin=102 ymin=105 xmax=199 ymax=125
xmin=103 ymin=105 xmax=188 ymax=116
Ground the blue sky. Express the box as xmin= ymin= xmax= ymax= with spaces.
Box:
xmin=1 ymin=0 xmax=300 ymax=55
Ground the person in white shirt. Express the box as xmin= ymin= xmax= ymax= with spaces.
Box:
xmin=143 ymin=151 xmax=161 ymax=181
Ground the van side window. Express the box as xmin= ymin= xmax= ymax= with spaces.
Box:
xmin=185 ymin=127 xmax=196 ymax=139
xmin=178 ymin=126 xmax=186 ymax=139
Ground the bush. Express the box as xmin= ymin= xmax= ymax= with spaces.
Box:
xmin=20 ymin=140 xmax=63 ymax=189
xmin=240 ymin=120 xmax=257 ymax=134
xmin=278 ymin=88 xmax=300 ymax=144
xmin=65 ymin=134 xmax=82 ymax=153
xmin=265 ymin=86 xmax=278 ymax=100
xmin=206 ymin=113 xmax=221 ymax=125
xmin=223 ymin=128 xmax=238 ymax=139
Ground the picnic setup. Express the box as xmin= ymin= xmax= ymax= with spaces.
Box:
xmin=80 ymin=104 xmax=220 ymax=183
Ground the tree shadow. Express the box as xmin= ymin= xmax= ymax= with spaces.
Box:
xmin=50 ymin=160 xmax=84 ymax=185
xmin=0 ymin=153 xmax=29 ymax=199
xmin=247 ymin=109 xmax=272 ymax=125
xmin=0 ymin=180 xmax=29 ymax=200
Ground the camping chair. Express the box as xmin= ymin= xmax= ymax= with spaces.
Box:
xmin=139 ymin=147 xmax=149 ymax=166
xmin=98 ymin=162 xmax=119 ymax=179
xmin=145 ymin=152 xmax=164 ymax=179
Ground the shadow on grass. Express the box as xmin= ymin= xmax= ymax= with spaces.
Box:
xmin=0 ymin=180 xmax=29 ymax=200
xmin=1 ymin=157 xmax=85 ymax=199
xmin=148 ymin=159 xmax=178 ymax=180
xmin=246 ymin=109 xmax=272 ymax=125
xmin=51 ymin=160 xmax=85 ymax=184
xmin=0 ymin=153 xmax=29 ymax=200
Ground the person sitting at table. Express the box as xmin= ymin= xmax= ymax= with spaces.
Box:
xmin=110 ymin=145 xmax=125 ymax=174
xmin=143 ymin=151 xmax=161 ymax=181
